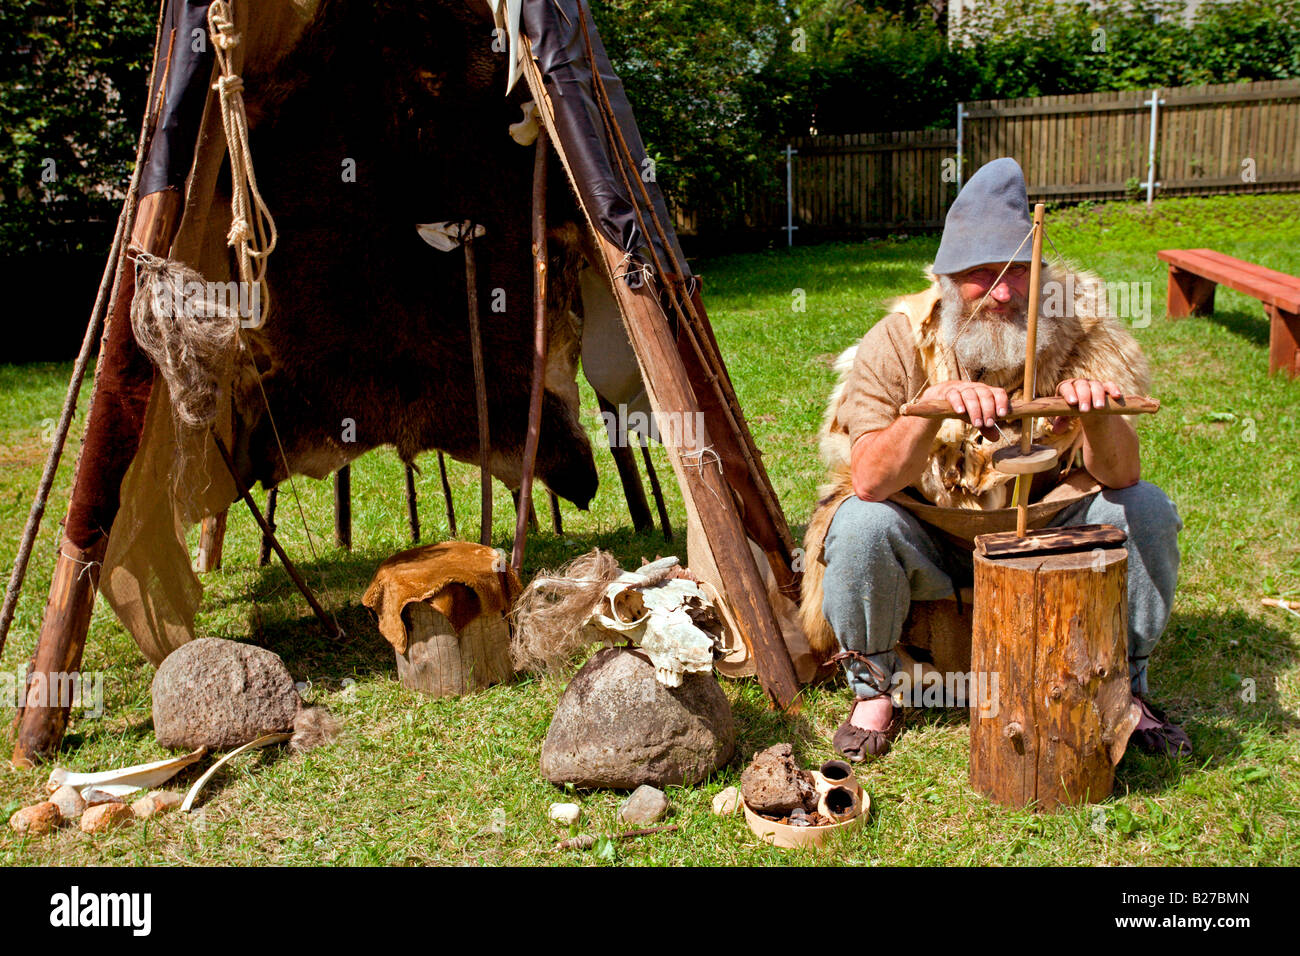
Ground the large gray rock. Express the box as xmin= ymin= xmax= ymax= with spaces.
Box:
xmin=152 ymin=638 xmax=300 ymax=750
xmin=540 ymin=647 xmax=735 ymax=789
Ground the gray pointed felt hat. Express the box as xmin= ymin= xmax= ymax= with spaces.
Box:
xmin=932 ymin=157 xmax=1044 ymax=275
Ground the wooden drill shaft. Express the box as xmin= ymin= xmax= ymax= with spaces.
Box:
xmin=900 ymin=395 xmax=1160 ymax=419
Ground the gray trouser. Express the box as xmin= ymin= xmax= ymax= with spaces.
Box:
xmin=820 ymin=481 xmax=1182 ymax=699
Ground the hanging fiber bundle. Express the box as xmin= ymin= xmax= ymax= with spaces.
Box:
xmin=509 ymin=549 xmax=625 ymax=674
xmin=130 ymin=253 xmax=243 ymax=429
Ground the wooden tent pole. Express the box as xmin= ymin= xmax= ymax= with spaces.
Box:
xmin=405 ymin=463 xmax=420 ymax=543
xmin=571 ymin=11 xmax=798 ymax=594
xmin=8 ymin=3 xmax=171 ymax=765
xmin=638 ymin=435 xmax=673 ymax=542
xmin=333 ymin=465 xmax=351 ymax=549
xmin=548 ymin=490 xmax=563 ymax=535
xmin=258 ymin=487 xmax=278 ymax=566
xmin=596 ymin=394 xmax=652 ymax=532
xmin=436 ymin=451 xmax=457 ymax=537
xmin=512 ymin=126 xmax=550 ymax=574
xmin=464 ymin=227 xmax=492 ymax=546
xmin=12 ymin=188 xmax=181 ymax=767
xmin=0 ymin=199 xmax=128 ymax=658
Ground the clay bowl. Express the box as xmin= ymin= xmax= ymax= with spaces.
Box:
xmin=741 ymin=792 xmax=870 ymax=850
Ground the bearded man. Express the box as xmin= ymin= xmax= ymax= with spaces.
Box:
xmin=799 ymin=157 xmax=1191 ymax=762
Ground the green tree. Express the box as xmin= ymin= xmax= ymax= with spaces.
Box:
xmin=0 ymin=1 xmax=157 ymax=256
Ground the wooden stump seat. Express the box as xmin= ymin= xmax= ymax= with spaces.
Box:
xmin=1158 ymin=248 xmax=1300 ymax=378
xmin=396 ymin=599 xmax=513 ymax=698
xmin=969 ymin=543 xmax=1141 ymax=811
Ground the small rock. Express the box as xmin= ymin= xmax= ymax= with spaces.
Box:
xmin=80 ymin=802 xmax=136 ymax=834
xmin=9 ymin=802 xmax=63 ymax=836
xmin=618 ymin=784 xmax=668 ymax=826
xmin=131 ymin=790 xmax=182 ymax=819
xmin=82 ymin=788 xmax=124 ymax=807
xmin=548 ymin=802 xmax=582 ymax=826
xmin=711 ymin=786 xmax=741 ymax=816
xmin=50 ymin=785 xmax=87 ymax=820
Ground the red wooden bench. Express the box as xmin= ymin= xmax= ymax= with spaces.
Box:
xmin=1157 ymin=248 xmax=1300 ymax=378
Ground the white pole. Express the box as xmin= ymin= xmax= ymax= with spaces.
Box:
xmin=956 ymin=102 xmax=965 ymax=191
xmin=785 ymin=144 xmax=797 ymax=247
xmin=1144 ymin=89 xmax=1161 ymax=207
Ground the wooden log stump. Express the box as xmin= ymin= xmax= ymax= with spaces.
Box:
xmin=969 ymin=542 xmax=1140 ymax=811
xmin=196 ymin=510 xmax=228 ymax=573
xmin=395 ymin=600 xmax=513 ymax=699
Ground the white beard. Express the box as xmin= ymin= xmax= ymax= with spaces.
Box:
xmin=937 ymin=275 xmax=1061 ymax=380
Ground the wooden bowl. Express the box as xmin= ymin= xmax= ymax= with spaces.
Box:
xmin=741 ymin=793 xmax=869 ymax=849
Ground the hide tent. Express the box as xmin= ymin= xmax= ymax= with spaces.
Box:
xmin=5 ymin=0 xmax=807 ymax=765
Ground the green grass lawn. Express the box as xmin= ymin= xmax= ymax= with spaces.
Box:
xmin=1 ymin=193 xmax=1298 ymax=865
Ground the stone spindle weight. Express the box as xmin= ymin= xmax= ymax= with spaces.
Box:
xmin=969 ymin=544 xmax=1140 ymax=812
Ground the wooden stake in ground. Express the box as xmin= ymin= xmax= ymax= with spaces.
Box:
xmin=259 ymin=487 xmax=278 ymax=566
xmin=597 ymin=394 xmax=652 ymax=533
xmin=404 ymin=463 xmax=420 ymax=542
xmin=639 ymin=435 xmax=673 ymax=542
xmin=210 ymin=431 xmax=340 ymax=639
xmin=334 ymin=465 xmax=351 ymax=550
xmin=512 ymin=126 xmax=550 ymax=574
xmin=436 ymin=451 xmax=457 ymax=538
xmin=969 ymin=546 xmax=1140 ymax=810
xmin=464 ymin=227 xmax=492 ymax=546
xmin=196 ymin=511 xmax=228 ymax=572
xmin=548 ymin=490 xmax=563 ymax=534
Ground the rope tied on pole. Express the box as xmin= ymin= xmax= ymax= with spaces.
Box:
xmin=208 ymin=0 xmax=277 ymax=329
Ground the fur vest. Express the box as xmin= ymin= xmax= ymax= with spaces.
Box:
xmin=798 ymin=265 xmax=1151 ymax=656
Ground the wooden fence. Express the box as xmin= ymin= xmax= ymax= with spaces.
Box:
xmin=790 ymin=128 xmax=957 ymax=235
xmin=678 ymin=79 xmax=1300 ymax=239
xmin=963 ymin=78 xmax=1300 ymax=203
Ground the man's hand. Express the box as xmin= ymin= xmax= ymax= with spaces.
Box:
xmin=852 ymin=379 xmax=1003 ymax=501
xmin=1057 ymin=378 xmax=1123 ymax=413
xmin=1052 ymin=378 xmax=1140 ymax=488
xmin=1050 ymin=378 xmax=1122 ymax=433
xmin=923 ymin=379 xmax=1007 ymax=440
